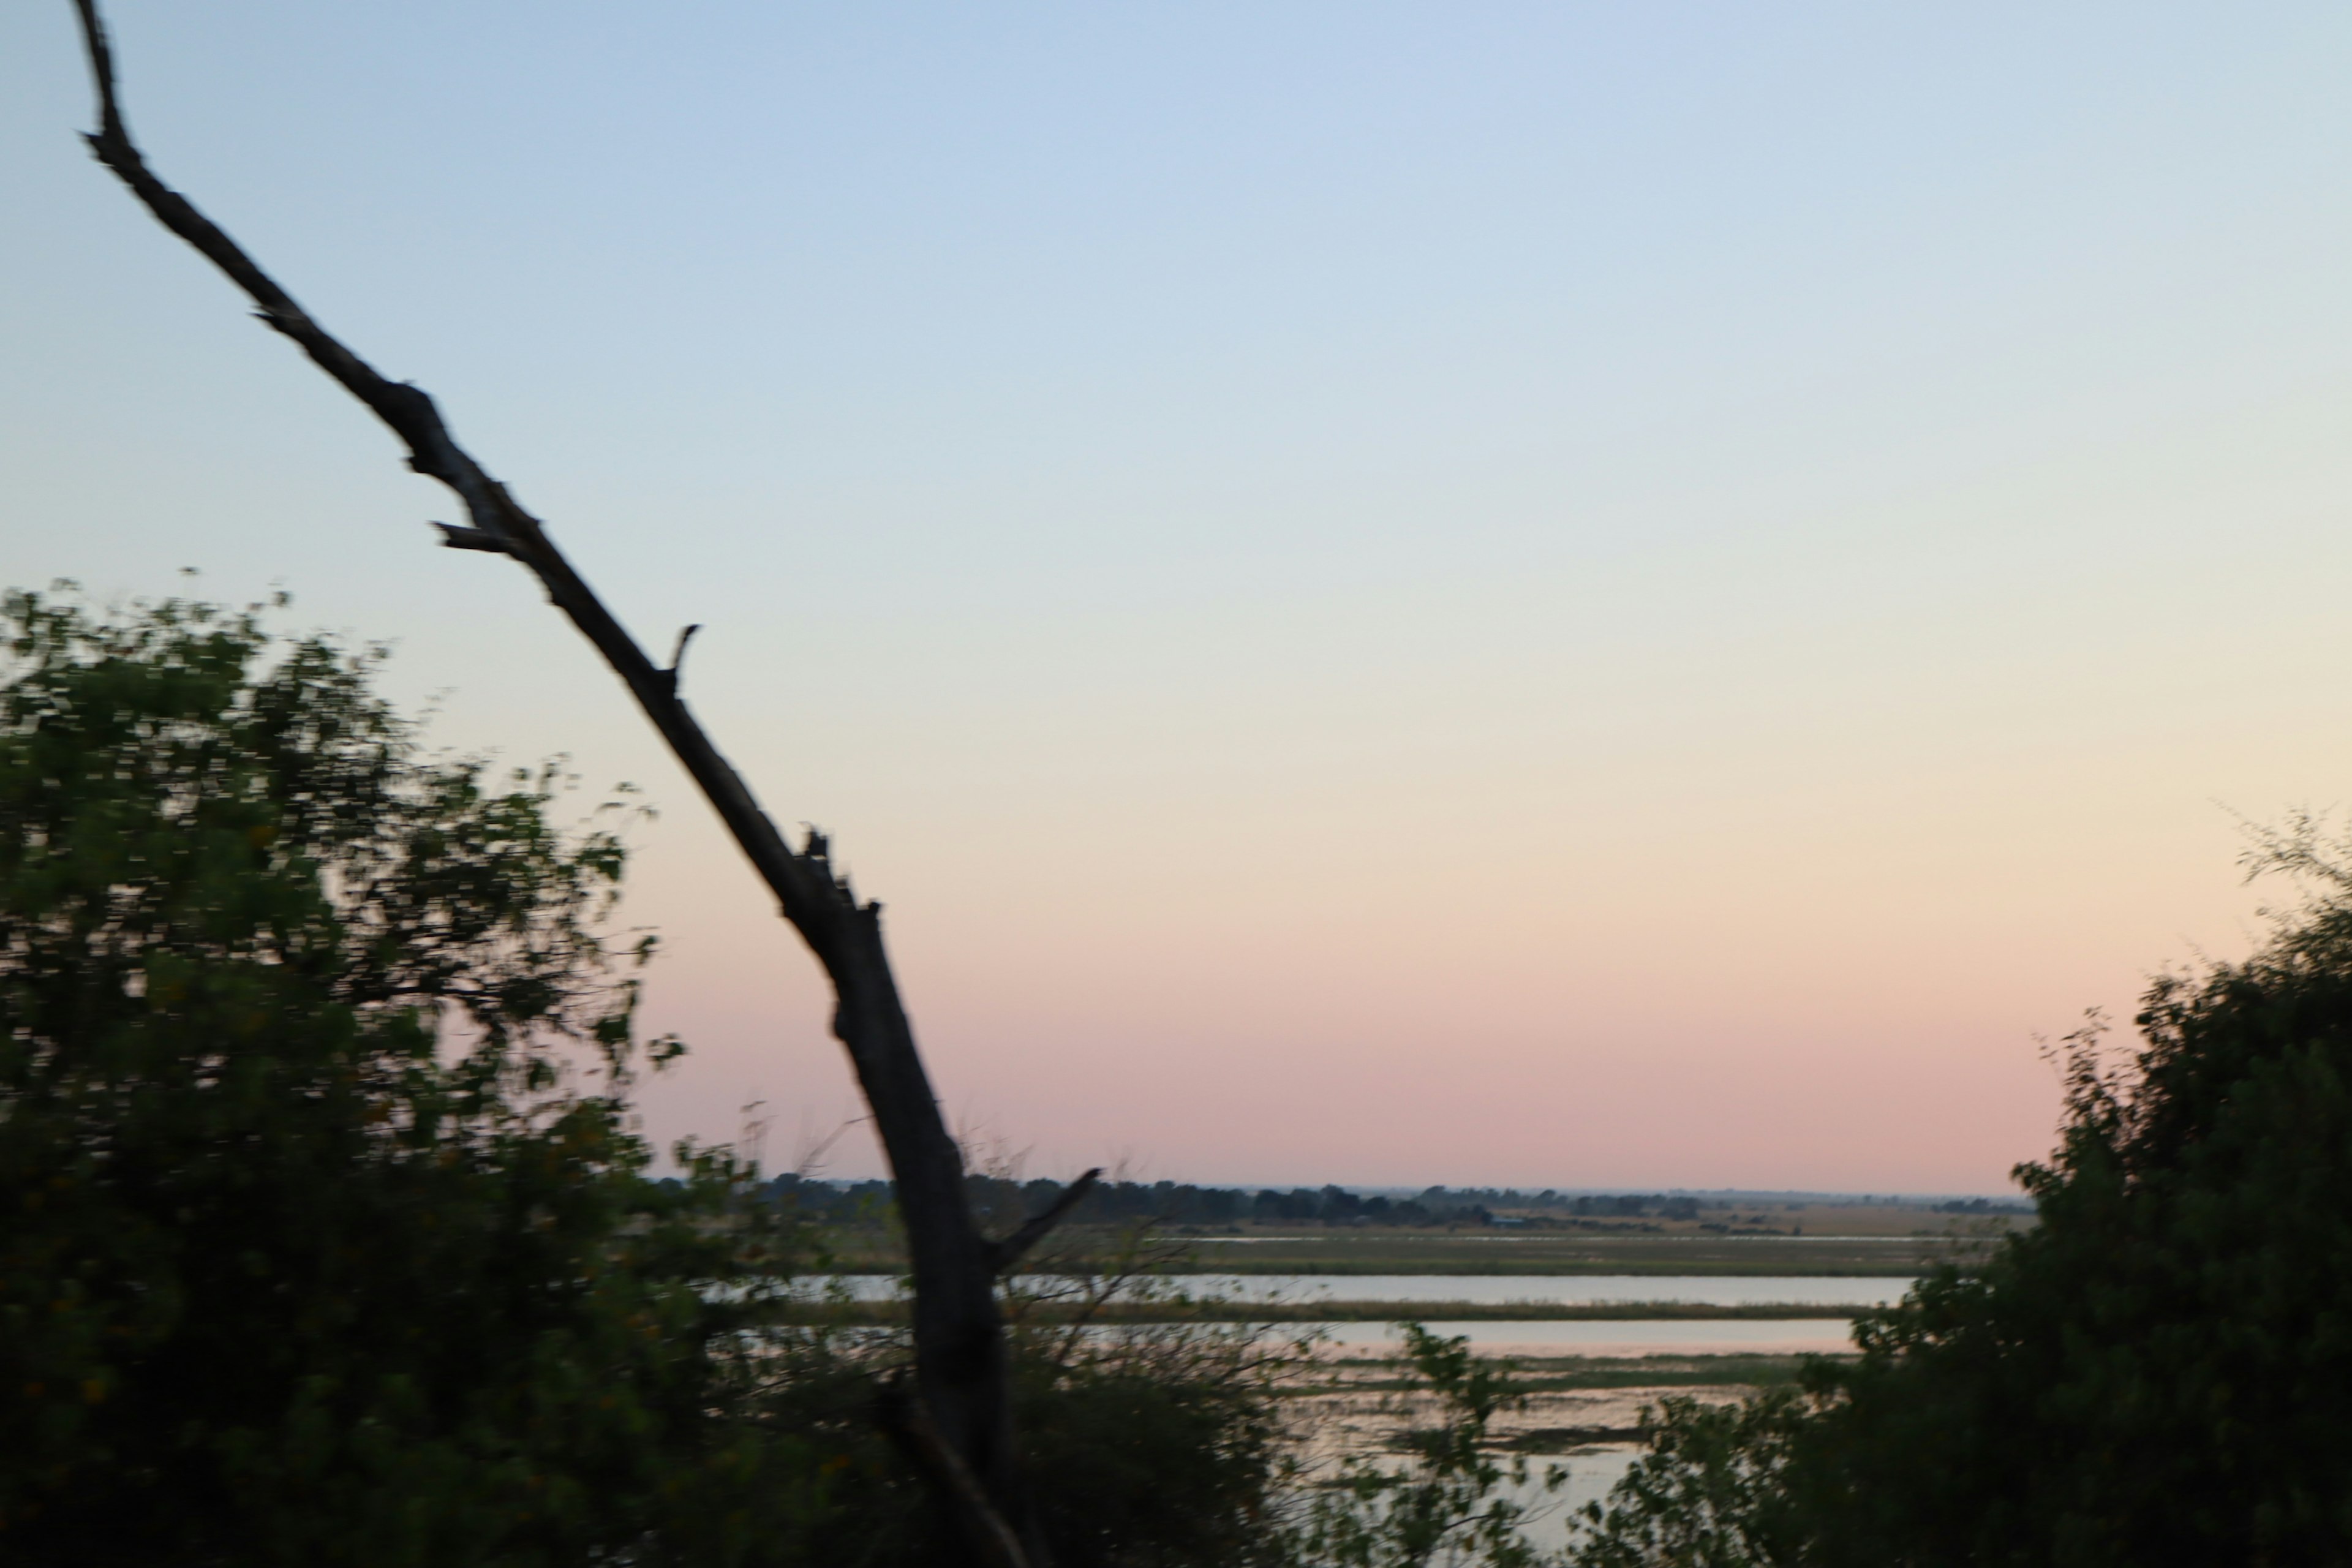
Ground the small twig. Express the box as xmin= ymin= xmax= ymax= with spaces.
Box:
xmin=662 ymin=622 xmax=702 ymax=695
xmin=431 ymin=521 xmax=516 ymax=556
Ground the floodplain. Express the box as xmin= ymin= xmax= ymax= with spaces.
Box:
xmin=828 ymin=1198 xmax=2021 ymax=1278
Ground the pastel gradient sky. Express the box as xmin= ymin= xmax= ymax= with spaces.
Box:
xmin=8 ymin=3 xmax=2352 ymax=1192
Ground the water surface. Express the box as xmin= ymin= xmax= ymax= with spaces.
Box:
xmin=806 ymin=1273 xmax=1910 ymax=1308
xmin=1310 ymin=1317 xmax=1858 ymax=1355
xmin=1167 ymin=1273 xmax=1909 ymax=1308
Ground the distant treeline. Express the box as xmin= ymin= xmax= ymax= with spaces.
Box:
xmin=762 ymin=1174 xmax=1726 ymax=1229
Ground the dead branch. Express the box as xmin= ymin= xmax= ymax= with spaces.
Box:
xmin=68 ymin=3 xmax=1042 ymax=1561
xmin=987 ymin=1167 xmax=1104 ymax=1275
xmin=431 ymin=521 xmax=517 ymax=556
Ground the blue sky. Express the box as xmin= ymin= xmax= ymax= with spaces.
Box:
xmin=7 ymin=3 xmax=2352 ymax=1188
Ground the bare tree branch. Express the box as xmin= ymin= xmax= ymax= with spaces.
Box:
xmin=987 ymin=1168 xmax=1104 ymax=1276
xmin=431 ymin=521 xmax=518 ymax=557
xmin=67 ymin=4 xmax=1044 ymax=1561
xmin=665 ymin=623 xmax=704 ymax=690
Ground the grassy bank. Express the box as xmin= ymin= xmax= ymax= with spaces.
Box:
xmin=820 ymin=1204 xmax=2013 ymax=1277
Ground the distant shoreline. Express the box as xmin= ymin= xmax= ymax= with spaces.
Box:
xmin=818 ymin=1210 xmax=2006 ymax=1279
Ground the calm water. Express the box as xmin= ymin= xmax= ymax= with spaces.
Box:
xmin=1188 ymin=1234 xmax=1926 ymax=1244
xmin=799 ymin=1273 xmax=1893 ymax=1355
xmin=806 ymin=1273 xmax=1912 ymax=1308
xmin=1310 ymin=1317 xmax=1859 ymax=1355
xmin=797 ymin=1272 xmax=1853 ymax=1546
xmin=1164 ymin=1273 xmax=1908 ymax=1307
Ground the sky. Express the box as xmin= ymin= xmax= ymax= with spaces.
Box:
xmin=7 ymin=2 xmax=2352 ymax=1193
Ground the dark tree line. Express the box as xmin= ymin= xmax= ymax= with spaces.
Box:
xmin=761 ymin=1175 xmax=1718 ymax=1231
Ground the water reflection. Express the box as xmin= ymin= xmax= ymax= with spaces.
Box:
xmin=1310 ymin=1316 xmax=1858 ymax=1355
xmin=799 ymin=1272 xmax=1912 ymax=1309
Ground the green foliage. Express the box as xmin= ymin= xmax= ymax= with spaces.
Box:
xmin=0 ymin=586 xmax=1308 ymax=1568
xmin=0 ymin=589 xmax=818 ymax=1566
xmin=1570 ymin=816 xmax=2352 ymax=1567
xmin=1013 ymin=1311 xmax=1300 ymax=1566
xmin=1278 ymin=1324 xmax=1565 ymax=1568
xmin=1568 ymin=1392 xmax=1806 ymax=1568
xmin=745 ymin=1245 xmax=1305 ymax=1567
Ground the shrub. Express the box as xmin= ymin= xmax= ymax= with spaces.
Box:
xmin=0 ymin=589 xmax=814 ymax=1566
xmin=1276 ymin=1323 xmax=1566 ymax=1568
xmin=1571 ymin=815 xmax=2352 ymax=1566
xmin=747 ymin=1243 xmax=1305 ymax=1567
xmin=0 ymin=587 xmax=1303 ymax=1567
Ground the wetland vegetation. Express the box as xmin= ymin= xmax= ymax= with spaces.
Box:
xmin=810 ymin=1198 xmax=2016 ymax=1280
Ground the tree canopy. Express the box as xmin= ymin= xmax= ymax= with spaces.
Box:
xmin=0 ymin=588 xmax=813 ymax=1566
xmin=0 ymin=587 xmax=1295 ymax=1568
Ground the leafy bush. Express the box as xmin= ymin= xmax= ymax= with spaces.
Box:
xmin=0 ymin=588 xmax=819 ymax=1564
xmin=1276 ymin=1323 xmax=1566 ymax=1568
xmin=741 ymin=1242 xmax=1305 ymax=1567
xmin=1569 ymin=817 xmax=2352 ymax=1566
xmin=0 ymin=587 xmax=1302 ymax=1567
xmin=1569 ymin=1392 xmax=1806 ymax=1568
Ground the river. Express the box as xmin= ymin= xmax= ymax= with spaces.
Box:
xmin=799 ymin=1272 xmax=1905 ymax=1354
